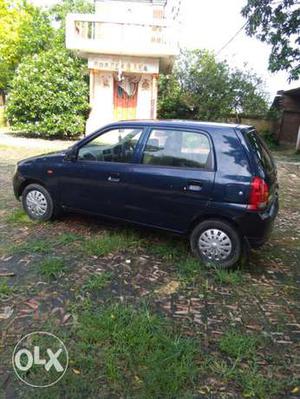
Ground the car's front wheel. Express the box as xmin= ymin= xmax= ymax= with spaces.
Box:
xmin=190 ymin=219 xmax=242 ymax=268
xmin=22 ymin=183 xmax=55 ymax=221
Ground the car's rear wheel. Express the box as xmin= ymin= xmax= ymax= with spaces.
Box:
xmin=22 ymin=184 xmax=55 ymax=221
xmin=190 ymin=219 xmax=242 ymax=268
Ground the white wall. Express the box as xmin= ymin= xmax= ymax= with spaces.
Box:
xmin=86 ymin=71 xmax=114 ymax=133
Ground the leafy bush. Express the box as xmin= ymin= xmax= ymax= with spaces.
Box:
xmin=6 ymin=48 xmax=89 ymax=138
xmin=260 ymin=129 xmax=279 ymax=149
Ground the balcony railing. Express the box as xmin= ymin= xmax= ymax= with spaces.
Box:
xmin=66 ymin=14 xmax=178 ymax=58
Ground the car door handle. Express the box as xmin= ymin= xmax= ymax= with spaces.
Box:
xmin=108 ymin=173 xmax=120 ymax=183
xmin=184 ymin=181 xmax=203 ymax=192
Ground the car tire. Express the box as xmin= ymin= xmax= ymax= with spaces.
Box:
xmin=190 ymin=219 xmax=242 ymax=269
xmin=22 ymin=184 xmax=56 ymax=221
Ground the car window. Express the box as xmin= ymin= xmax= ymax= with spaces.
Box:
xmin=78 ymin=128 xmax=142 ymax=163
xmin=246 ymin=130 xmax=274 ymax=173
xmin=142 ymin=129 xmax=212 ymax=169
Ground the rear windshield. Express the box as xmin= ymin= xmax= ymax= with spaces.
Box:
xmin=246 ymin=130 xmax=274 ymax=173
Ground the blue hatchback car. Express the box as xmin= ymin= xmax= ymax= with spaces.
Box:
xmin=13 ymin=120 xmax=279 ymax=268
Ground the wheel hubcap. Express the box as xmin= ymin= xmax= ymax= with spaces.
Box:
xmin=25 ymin=190 xmax=48 ymax=217
xmin=198 ymin=229 xmax=232 ymax=261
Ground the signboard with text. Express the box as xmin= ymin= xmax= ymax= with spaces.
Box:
xmin=88 ymin=56 xmax=159 ymax=74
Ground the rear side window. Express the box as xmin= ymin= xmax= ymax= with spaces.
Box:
xmin=246 ymin=130 xmax=274 ymax=172
xmin=142 ymin=129 xmax=212 ymax=169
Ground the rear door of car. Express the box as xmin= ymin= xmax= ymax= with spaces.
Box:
xmin=125 ymin=126 xmax=216 ymax=232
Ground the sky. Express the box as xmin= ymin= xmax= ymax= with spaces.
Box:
xmin=180 ymin=0 xmax=299 ymax=100
xmin=31 ymin=0 xmax=300 ymax=101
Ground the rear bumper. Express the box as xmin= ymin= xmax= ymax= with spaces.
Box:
xmin=237 ymin=196 xmax=279 ymax=248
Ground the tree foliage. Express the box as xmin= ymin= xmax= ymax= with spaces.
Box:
xmin=4 ymin=0 xmax=93 ymax=137
xmin=242 ymin=0 xmax=300 ymax=81
xmin=50 ymin=0 xmax=94 ymax=25
xmin=158 ymin=50 xmax=269 ymax=122
xmin=6 ymin=49 xmax=89 ymax=138
xmin=230 ymin=69 xmax=269 ymax=118
xmin=0 ymin=0 xmax=53 ymax=93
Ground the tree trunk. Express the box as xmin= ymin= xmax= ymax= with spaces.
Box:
xmin=0 ymin=90 xmax=5 ymax=106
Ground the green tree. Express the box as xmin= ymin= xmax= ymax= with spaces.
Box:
xmin=176 ymin=50 xmax=234 ymax=120
xmin=158 ymin=74 xmax=192 ymax=119
xmin=51 ymin=0 xmax=94 ymax=25
xmin=6 ymin=48 xmax=89 ymax=138
xmin=0 ymin=0 xmax=53 ymax=98
xmin=242 ymin=0 xmax=300 ymax=81
xmin=230 ymin=68 xmax=269 ymax=120
xmin=158 ymin=50 xmax=269 ymax=121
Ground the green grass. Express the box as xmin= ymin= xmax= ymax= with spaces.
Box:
xmin=0 ymin=144 xmax=16 ymax=150
xmin=176 ymin=256 xmax=203 ymax=283
xmin=219 ymin=330 xmax=259 ymax=360
xmin=211 ymin=330 xmax=281 ymax=399
xmin=239 ymin=366 xmax=282 ymax=399
xmin=208 ymin=358 xmax=237 ymax=380
xmin=9 ymin=232 xmax=82 ymax=256
xmin=38 ymin=257 xmax=66 ymax=279
xmin=20 ymin=304 xmax=200 ymax=399
xmin=55 ymin=232 xmax=82 ymax=245
xmin=6 ymin=208 xmax=33 ymax=224
xmin=209 ymin=356 xmax=281 ymax=398
xmin=75 ymin=303 xmax=199 ymax=398
xmin=83 ymin=272 xmax=112 ymax=291
xmin=147 ymin=239 xmax=188 ymax=261
xmin=82 ymin=230 xmax=143 ymax=257
xmin=13 ymin=238 xmax=53 ymax=254
xmin=0 ymin=145 xmax=10 ymax=150
xmin=214 ymin=269 xmax=244 ymax=285
xmin=0 ymin=280 xmax=13 ymax=297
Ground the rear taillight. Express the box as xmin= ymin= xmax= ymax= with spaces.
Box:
xmin=247 ymin=176 xmax=269 ymax=211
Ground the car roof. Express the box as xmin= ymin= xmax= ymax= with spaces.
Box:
xmin=110 ymin=119 xmax=252 ymax=131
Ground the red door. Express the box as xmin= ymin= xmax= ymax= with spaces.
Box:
xmin=113 ymin=76 xmax=138 ymax=120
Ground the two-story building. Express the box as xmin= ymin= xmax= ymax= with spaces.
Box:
xmin=66 ymin=0 xmax=181 ymax=133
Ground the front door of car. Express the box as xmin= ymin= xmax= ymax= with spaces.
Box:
xmin=125 ymin=127 xmax=215 ymax=232
xmin=59 ymin=126 xmax=144 ymax=218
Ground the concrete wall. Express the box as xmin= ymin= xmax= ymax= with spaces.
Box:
xmin=225 ymin=115 xmax=271 ymax=133
xmin=279 ymin=111 xmax=300 ymax=144
xmin=86 ymin=71 xmax=114 ymax=133
xmin=136 ymin=74 xmax=158 ymax=119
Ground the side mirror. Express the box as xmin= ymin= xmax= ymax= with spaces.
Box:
xmin=64 ymin=147 xmax=77 ymax=162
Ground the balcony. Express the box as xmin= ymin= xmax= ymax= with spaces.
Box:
xmin=65 ymin=13 xmax=179 ymax=61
